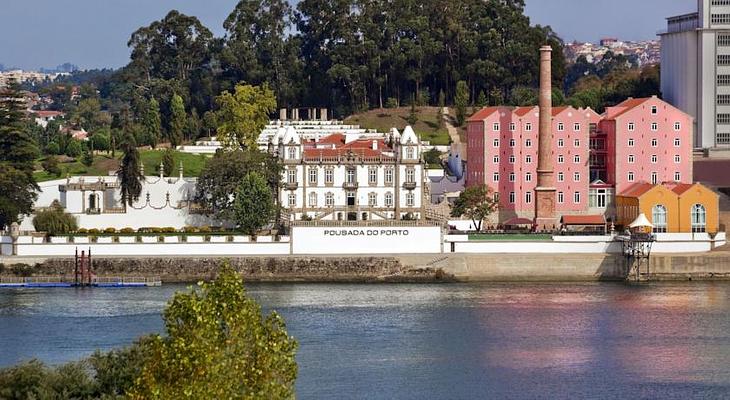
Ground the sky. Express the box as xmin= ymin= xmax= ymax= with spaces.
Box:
xmin=0 ymin=0 xmax=698 ymax=71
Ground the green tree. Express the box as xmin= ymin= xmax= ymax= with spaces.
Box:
xmin=129 ymin=265 xmax=298 ymax=399
xmin=66 ymin=140 xmax=82 ymax=158
xmin=32 ymin=200 xmax=78 ymax=235
xmin=42 ymin=156 xmax=62 ymax=177
xmin=117 ymin=134 xmax=144 ymax=207
xmin=195 ymin=149 xmax=282 ymax=222
xmin=424 ymin=148 xmax=442 ymax=167
xmin=437 ymin=90 xmax=445 ymax=128
xmin=476 ymin=91 xmax=487 ymax=108
xmin=407 ymin=100 xmax=419 ymax=125
xmin=234 ymin=172 xmax=277 ymax=236
xmin=143 ymin=97 xmax=162 ymax=148
xmin=215 ymin=84 xmax=277 ymax=150
xmin=162 ymin=149 xmax=175 ymax=177
xmin=168 ymin=94 xmax=186 ymax=147
xmin=81 ymin=145 xmax=94 ymax=167
xmin=90 ymin=132 xmax=110 ymax=152
xmin=451 ymin=184 xmax=498 ymax=232
xmin=454 ymin=80 xmax=469 ymax=126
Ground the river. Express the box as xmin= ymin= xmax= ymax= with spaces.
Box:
xmin=1 ymin=282 xmax=729 ymax=399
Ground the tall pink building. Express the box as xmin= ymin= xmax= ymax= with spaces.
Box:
xmin=466 ymin=96 xmax=694 ymax=223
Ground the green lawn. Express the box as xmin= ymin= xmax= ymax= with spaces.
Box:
xmin=344 ymin=106 xmax=450 ymax=146
xmin=34 ymin=150 xmax=210 ymax=182
xmin=468 ymin=233 xmax=553 ymax=241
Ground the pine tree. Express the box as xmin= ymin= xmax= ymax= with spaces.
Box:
xmin=162 ymin=149 xmax=174 ymax=177
xmin=168 ymin=94 xmax=186 ymax=148
xmin=117 ymin=133 xmax=144 ymax=207
xmin=143 ymin=98 xmax=162 ymax=148
xmin=455 ymin=81 xmax=469 ymax=126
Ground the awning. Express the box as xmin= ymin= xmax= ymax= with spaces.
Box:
xmin=504 ymin=217 xmax=534 ymax=226
xmin=629 ymin=213 xmax=653 ymax=228
xmin=561 ymin=215 xmax=606 ymax=226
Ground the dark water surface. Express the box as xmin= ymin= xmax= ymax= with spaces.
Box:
xmin=1 ymin=282 xmax=730 ymax=399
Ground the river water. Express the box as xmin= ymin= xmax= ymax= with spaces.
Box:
xmin=1 ymin=282 xmax=730 ymax=399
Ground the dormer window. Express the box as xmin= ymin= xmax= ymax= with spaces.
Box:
xmin=288 ymin=147 xmax=297 ymax=160
xmin=406 ymin=147 xmax=415 ymax=159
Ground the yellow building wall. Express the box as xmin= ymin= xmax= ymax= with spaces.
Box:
xmin=676 ymin=185 xmax=720 ymax=234
xmin=638 ymin=186 xmax=680 ymax=233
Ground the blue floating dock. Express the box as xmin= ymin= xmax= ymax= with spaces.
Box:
xmin=0 ymin=276 xmax=161 ymax=288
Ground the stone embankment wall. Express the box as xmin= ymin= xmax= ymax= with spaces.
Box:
xmin=23 ymin=257 xmax=452 ymax=283
xmin=649 ymin=253 xmax=730 ymax=280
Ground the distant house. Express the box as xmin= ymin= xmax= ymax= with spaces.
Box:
xmin=31 ymin=110 xmax=64 ymax=128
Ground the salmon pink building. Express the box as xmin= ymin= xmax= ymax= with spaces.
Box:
xmin=467 ymin=96 xmax=694 ymax=224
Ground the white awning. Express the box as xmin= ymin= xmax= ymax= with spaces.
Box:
xmin=629 ymin=213 xmax=653 ymax=228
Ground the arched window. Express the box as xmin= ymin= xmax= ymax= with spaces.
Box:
xmin=288 ymin=146 xmax=297 ymax=160
xmin=652 ymin=205 xmax=667 ymax=233
xmin=691 ymin=204 xmax=707 ymax=233
xmin=406 ymin=146 xmax=415 ymax=159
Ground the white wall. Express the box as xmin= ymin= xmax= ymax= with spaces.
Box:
xmin=291 ymin=226 xmax=442 ymax=254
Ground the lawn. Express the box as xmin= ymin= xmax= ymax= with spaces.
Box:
xmin=34 ymin=150 xmax=210 ymax=182
xmin=468 ymin=233 xmax=553 ymax=241
xmin=344 ymin=106 xmax=451 ymax=146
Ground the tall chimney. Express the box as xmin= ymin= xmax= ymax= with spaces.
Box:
xmin=534 ymin=45 xmax=557 ymax=231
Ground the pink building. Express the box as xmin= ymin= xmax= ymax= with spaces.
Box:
xmin=466 ymin=105 xmax=598 ymax=222
xmin=466 ymin=96 xmax=694 ymax=222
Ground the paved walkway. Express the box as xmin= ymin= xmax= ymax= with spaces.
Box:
xmin=442 ymin=107 xmax=465 ymax=160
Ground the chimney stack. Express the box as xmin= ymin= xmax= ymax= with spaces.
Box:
xmin=534 ymin=45 xmax=557 ymax=231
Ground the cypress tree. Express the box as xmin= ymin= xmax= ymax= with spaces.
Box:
xmin=117 ymin=133 xmax=144 ymax=207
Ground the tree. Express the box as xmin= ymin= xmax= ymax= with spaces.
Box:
xmin=0 ymin=164 xmax=38 ymax=229
xmin=32 ymin=200 xmax=78 ymax=235
xmin=162 ymin=149 xmax=174 ymax=177
xmin=90 ymin=132 xmax=110 ymax=152
xmin=117 ymin=134 xmax=144 ymax=207
xmin=143 ymin=98 xmax=162 ymax=148
xmin=215 ymin=84 xmax=277 ymax=150
xmin=476 ymin=91 xmax=487 ymax=108
xmin=424 ymin=148 xmax=442 ymax=167
xmin=129 ymin=265 xmax=298 ymax=399
xmin=407 ymin=100 xmax=419 ymax=125
xmin=195 ymin=149 xmax=282 ymax=223
xmin=81 ymin=144 xmax=94 ymax=167
xmin=168 ymin=94 xmax=186 ymax=147
xmin=66 ymin=140 xmax=82 ymax=157
xmin=451 ymin=184 xmax=498 ymax=232
xmin=42 ymin=156 xmax=62 ymax=177
xmin=454 ymin=80 xmax=469 ymax=126
xmin=437 ymin=90 xmax=445 ymax=128
xmin=234 ymin=172 xmax=276 ymax=236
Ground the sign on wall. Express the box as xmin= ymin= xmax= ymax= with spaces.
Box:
xmin=291 ymin=226 xmax=442 ymax=254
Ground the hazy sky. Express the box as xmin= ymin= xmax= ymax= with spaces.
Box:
xmin=0 ymin=0 xmax=697 ymax=70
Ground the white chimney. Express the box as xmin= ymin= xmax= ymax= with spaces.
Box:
xmin=372 ymin=140 xmax=378 ymax=150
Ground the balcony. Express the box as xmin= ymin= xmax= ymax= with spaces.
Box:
xmin=284 ymin=182 xmax=299 ymax=190
xmin=403 ymin=181 xmax=417 ymax=190
xmin=342 ymin=181 xmax=359 ymax=190
xmin=85 ymin=208 xmax=101 ymax=215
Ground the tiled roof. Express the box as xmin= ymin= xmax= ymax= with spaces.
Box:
xmin=619 ymin=182 xmax=655 ymax=197
xmin=466 ymin=107 xmax=500 ymax=122
xmin=603 ymin=98 xmax=651 ymax=120
xmin=552 ymin=106 xmax=570 ymax=116
xmin=514 ymin=106 xmax=536 ymax=117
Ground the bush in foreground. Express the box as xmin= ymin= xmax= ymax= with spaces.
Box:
xmin=32 ymin=201 xmax=78 ymax=236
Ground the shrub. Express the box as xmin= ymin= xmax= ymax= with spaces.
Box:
xmin=151 ymin=228 xmax=162 ymax=234
xmin=385 ymin=97 xmax=399 ymax=108
xmin=88 ymin=229 xmax=101 ymax=235
xmin=120 ymin=227 xmax=135 ymax=234
xmin=183 ymin=226 xmax=198 ymax=233
xmin=162 ymin=227 xmax=176 ymax=233
xmin=33 ymin=201 xmax=78 ymax=236
xmin=198 ymin=226 xmax=212 ymax=233
xmin=65 ymin=140 xmax=82 ymax=157
xmin=42 ymin=157 xmax=62 ymax=177
xmin=10 ymin=263 xmax=37 ymax=277
xmin=104 ymin=228 xmax=116 ymax=234
xmin=77 ymin=228 xmax=88 ymax=234
xmin=45 ymin=141 xmax=60 ymax=155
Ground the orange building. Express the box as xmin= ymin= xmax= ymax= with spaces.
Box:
xmin=615 ymin=182 xmax=719 ymax=234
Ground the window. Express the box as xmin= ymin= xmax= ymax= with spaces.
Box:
xmin=628 ymin=122 xmax=635 ymax=131
xmin=493 ymin=138 xmax=500 ymax=147
xmin=509 ymin=123 xmax=515 ymax=131
xmin=558 ymin=191 xmax=564 ymax=204
xmin=651 ymin=154 xmax=658 ymax=163
xmin=674 ymin=138 xmax=681 ymax=147
xmin=628 ymin=138 xmax=635 ymax=147
xmin=574 ymin=191 xmax=581 ymax=204
xmin=493 ymin=155 xmax=500 ymax=164
xmin=309 ymin=168 xmax=317 ymax=185
xmin=525 ymin=139 xmax=532 ymax=147
xmin=557 ymin=122 xmax=564 ymax=132
xmin=406 ymin=192 xmax=415 ymax=207
xmin=384 ymin=192 xmax=393 ymax=207
xmin=674 ymin=155 xmax=681 ymax=163
xmin=406 ymin=147 xmax=415 ymax=159
xmin=558 ymin=139 xmax=564 ymax=147
xmin=651 ymin=105 xmax=658 ymax=115
xmin=652 ymin=205 xmax=668 ymax=233
xmin=288 ymin=147 xmax=297 ymax=159
xmin=509 ymin=155 xmax=515 ymax=164
xmin=719 ymin=75 xmax=730 ymax=86
xmin=309 ymin=192 xmax=318 ymax=207
xmin=718 ymin=54 xmax=730 ymax=65
xmin=651 ymin=138 xmax=658 ymax=147
xmin=525 ymin=123 xmax=532 ymax=131
xmin=558 ymin=155 xmax=564 ymax=163
xmin=509 ymin=191 xmax=515 ymax=204
xmin=369 ymin=168 xmax=378 ymax=184
xmin=385 ymin=168 xmax=394 ymax=185
xmin=493 ymin=123 xmax=500 ymax=132
xmin=675 ymin=172 xmax=681 ymax=182
xmin=721 ymin=34 xmax=730 ymax=47
xmin=558 ymin=172 xmax=565 ymax=182
xmin=574 ymin=172 xmax=580 ymax=182
xmin=589 ymin=188 xmax=609 ymax=209
xmin=718 ymin=114 xmax=730 ymax=124
xmin=346 ymin=168 xmax=356 ymax=184
xmin=717 ymin=94 xmax=730 ymax=105
xmin=493 ymin=172 xmax=500 ymax=182
xmin=691 ymin=204 xmax=707 ymax=232
xmin=712 ymin=14 xmax=730 ymax=25
xmin=525 ymin=172 xmax=532 ymax=182
xmin=493 ymin=192 xmax=500 ymax=202
xmin=651 ymin=171 xmax=658 ymax=184
xmin=288 ymin=193 xmax=296 ymax=207
xmin=628 ymin=172 xmax=635 ymax=182
xmin=325 ymin=169 xmax=334 ymax=184
xmin=651 ymin=122 xmax=658 ymax=131
xmin=525 ymin=191 xmax=532 ymax=204
xmin=574 ymin=123 xmax=581 ymax=131
xmin=574 ymin=155 xmax=581 ymax=164
xmin=674 ymin=122 xmax=681 ymax=131
xmin=325 ymin=192 xmax=334 ymax=207
xmin=720 ymin=132 xmax=730 ymax=144
xmin=287 ymin=169 xmax=297 ymax=184
xmin=405 ymin=168 xmax=415 ymax=183
xmin=368 ymin=192 xmax=377 ymax=207
xmin=628 ymin=154 xmax=635 ymax=163
xmin=509 ymin=172 xmax=515 ymax=182
xmin=509 ymin=139 xmax=516 ymax=147
xmin=574 ymin=139 xmax=580 ymax=148
xmin=525 ymin=155 xmax=532 ymax=164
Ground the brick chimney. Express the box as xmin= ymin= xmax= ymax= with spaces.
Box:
xmin=534 ymin=45 xmax=557 ymax=231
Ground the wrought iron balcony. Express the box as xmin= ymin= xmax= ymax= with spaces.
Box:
xmin=284 ymin=182 xmax=299 ymax=190
xmin=403 ymin=181 xmax=417 ymax=190
xmin=342 ymin=181 xmax=359 ymax=190
xmin=85 ymin=208 xmax=101 ymax=215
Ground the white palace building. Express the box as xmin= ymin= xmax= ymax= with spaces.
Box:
xmin=271 ymin=125 xmax=426 ymax=221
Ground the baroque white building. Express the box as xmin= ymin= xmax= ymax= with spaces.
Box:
xmin=271 ymin=125 xmax=426 ymax=221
